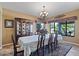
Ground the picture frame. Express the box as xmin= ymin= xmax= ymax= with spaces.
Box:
xmin=5 ymin=20 xmax=14 ymax=28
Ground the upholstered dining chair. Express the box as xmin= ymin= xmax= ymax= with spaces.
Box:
xmin=11 ymin=34 xmax=24 ymax=56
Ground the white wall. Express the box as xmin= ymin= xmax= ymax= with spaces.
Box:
xmin=0 ymin=6 xmax=2 ymax=49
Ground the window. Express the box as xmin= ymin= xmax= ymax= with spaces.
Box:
xmin=36 ymin=22 xmax=45 ymax=30
xmin=30 ymin=24 xmax=33 ymax=32
xmin=67 ymin=22 xmax=75 ymax=37
xmin=60 ymin=21 xmax=75 ymax=37
xmin=50 ymin=22 xmax=59 ymax=33
xmin=61 ymin=23 xmax=66 ymax=36
xmin=50 ymin=21 xmax=75 ymax=37
xmin=40 ymin=23 xmax=45 ymax=30
xmin=54 ymin=22 xmax=59 ymax=33
xmin=50 ymin=23 xmax=54 ymax=33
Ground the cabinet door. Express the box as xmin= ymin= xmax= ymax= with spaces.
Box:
xmin=22 ymin=21 xmax=26 ymax=35
xmin=15 ymin=18 xmax=22 ymax=44
xmin=26 ymin=23 xmax=31 ymax=35
xmin=16 ymin=21 xmax=22 ymax=35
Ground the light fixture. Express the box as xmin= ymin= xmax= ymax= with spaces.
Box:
xmin=40 ymin=5 xmax=48 ymax=20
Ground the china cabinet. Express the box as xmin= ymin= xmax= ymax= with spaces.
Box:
xmin=15 ymin=18 xmax=32 ymax=44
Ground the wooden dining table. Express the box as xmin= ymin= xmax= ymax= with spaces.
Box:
xmin=18 ymin=34 xmax=63 ymax=56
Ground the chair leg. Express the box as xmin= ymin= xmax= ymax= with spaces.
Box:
xmin=54 ymin=42 xmax=56 ymax=50
xmin=37 ymin=49 xmax=39 ymax=56
xmin=48 ymin=44 xmax=50 ymax=53
xmin=48 ymin=44 xmax=52 ymax=54
xmin=14 ymin=52 xmax=17 ymax=56
xmin=55 ymin=40 xmax=58 ymax=49
xmin=51 ymin=43 xmax=53 ymax=52
xmin=43 ymin=40 xmax=44 ymax=56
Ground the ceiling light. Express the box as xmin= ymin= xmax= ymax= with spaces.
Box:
xmin=40 ymin=5 xmax=48 ymax=19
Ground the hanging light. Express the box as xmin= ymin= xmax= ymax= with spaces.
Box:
xmin=40 ymin=5 xmax=48 ymax=19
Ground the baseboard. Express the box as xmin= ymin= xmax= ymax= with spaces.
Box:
xmin=63 ymin=41 xmax=79 ymax=46
xmin=2 ymin=43 xmax=13 ymax=47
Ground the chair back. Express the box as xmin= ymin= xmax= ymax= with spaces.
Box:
xmin=54 ymin=32 xmax=58 ymax=42
xmin=54 ymin=32 xmax=58 ymax=49
xmin=37 ymin=34 xmax=41 ymax=49
xmin=37 ymin=34 xmax=45 ymax=55
xmin=47 ymin=34 xmax=54 ymax=52
xmin=41 ymin=34 xmax=45 ymax=47
xmin=48 ymin=34 xmax=54 ymax=44
xmin=11 ymin=34 xmax=17 ymax=56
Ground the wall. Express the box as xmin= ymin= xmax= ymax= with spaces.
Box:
xmin=2 ymin=8 xmax=37 ymax=45
xmin=0 ymin=6 xmax=2 ymax=49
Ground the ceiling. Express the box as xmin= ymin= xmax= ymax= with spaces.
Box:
xmin=0 ymin=2 xmax=79 ymax=17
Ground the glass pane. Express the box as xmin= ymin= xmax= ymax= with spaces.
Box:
xmin=30 ymin=24 xmax=33 ymax=32
xmin=41 ymin=23 xmax=44 ymax=29
xmin=55 ymin=22 xmax=59 ymax=33
xmin=67 ymin=23 xmax=75 ymax=36
xmin=61 ymin=23 xmax=66 ymax=35
xmin=50 ymin=23 xmax=54 ymax=33
xmin=36 ymin=23 xmax=41 ymax=30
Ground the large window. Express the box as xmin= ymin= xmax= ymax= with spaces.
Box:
xmin=67 ymin=22 xmax=75 ymax=36
xmin=50 ymin=21 xmax=75 ymax=37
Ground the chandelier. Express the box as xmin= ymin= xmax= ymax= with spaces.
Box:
xmin=40 ymin=5 xmax=48 ymax=20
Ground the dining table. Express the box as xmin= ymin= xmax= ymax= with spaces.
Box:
xmin=18 ymin=34 xmax=63 ymax=56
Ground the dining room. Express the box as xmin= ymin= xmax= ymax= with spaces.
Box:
xmin=0 ymin=2 xmax=79 ymax=56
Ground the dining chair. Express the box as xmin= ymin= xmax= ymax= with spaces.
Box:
xmin=11 ymin=34 xmax=24 ymax=56
xmin=37 ymin=34 xmax=42 ymax=55
xmin=42 ymin=34 xmax=46 ymax=55
xmin=30 ymin=34 xmax=45 ymax=56
xmin=53 ymin=32 xmax=58 ymax=50
xmin=37 ymin=34 xmax=45 ymax=56
xmin=48 ymin=33 xmax=54 ymax=53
